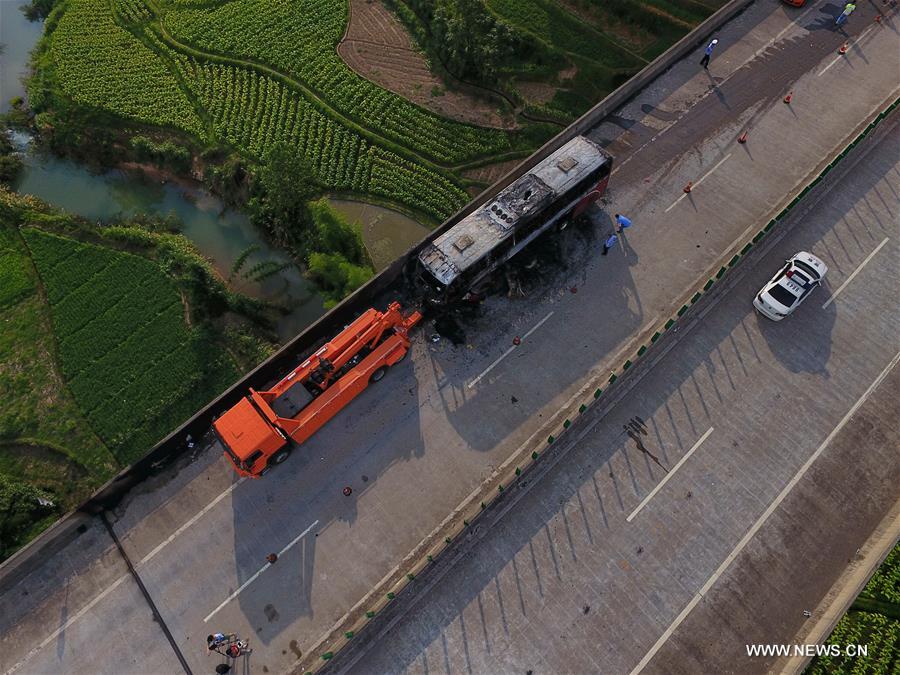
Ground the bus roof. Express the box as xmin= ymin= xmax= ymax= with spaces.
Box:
xmin=419 ymin=136 xmax=608 ymax=287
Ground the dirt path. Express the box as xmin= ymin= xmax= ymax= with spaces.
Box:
xmin=337 ymin=0 xmax=516 ymax=130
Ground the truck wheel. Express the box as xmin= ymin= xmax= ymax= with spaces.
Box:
xmin=270 ymin=447 xmax=291 ymax=465
xmin=370 ymin=366 xmax=387 ymax=383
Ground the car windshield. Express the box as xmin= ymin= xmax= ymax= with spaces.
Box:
xmin=767 ymin=283 xmax=799 ymax=308
xmin=794 ymin=260 xmax=820 ymax=279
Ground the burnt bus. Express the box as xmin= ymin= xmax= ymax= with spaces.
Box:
xmin=418 ymin=135 xmax=612 ymax=305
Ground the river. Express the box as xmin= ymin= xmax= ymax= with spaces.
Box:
xmin=1 ymin=4 xmax=429 ymax=342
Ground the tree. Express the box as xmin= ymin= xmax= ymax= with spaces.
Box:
xmin=247 ymin=144 xmax=318 ymax=246
xmin=0 ymin=475 xmax=56 ymax=560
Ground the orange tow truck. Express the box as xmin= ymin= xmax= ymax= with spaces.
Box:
xmin=213 ymin=302 xmax=421 ymax=477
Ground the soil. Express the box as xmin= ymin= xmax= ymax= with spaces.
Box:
xmin=555 ymin=0 xmax=657 ymax=52
xmin=516 ymin=81 xmax=557 ymax=105
xmin=462 ymin=159 xmax=524 ymax=186
xmin=338 ymin=0 xmax=516 ymax=130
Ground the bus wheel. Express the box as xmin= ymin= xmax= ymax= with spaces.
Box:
xmin=370 ymin=366 xmax=387 ymax=383
xmin=270 ymin=447 xmax=291 ymax=465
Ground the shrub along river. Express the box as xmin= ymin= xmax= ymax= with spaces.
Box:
xmin=1 ymin=6 xmax=429 ymax=342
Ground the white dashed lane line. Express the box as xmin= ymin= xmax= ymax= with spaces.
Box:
xmin=628 ymin=350 xmax=900 ymax=675
xmin=626 ymin=427 xmax=714 ymax=523
xmin=664 ymin=154 xmax=732 ymax=213
xmin=822 ymin=237 xmax=889 ymax=309
xmin=467 ymin=311 xmax=554 ymax=389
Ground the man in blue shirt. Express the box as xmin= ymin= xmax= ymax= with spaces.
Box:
xmin=615 ymin=213 xmax=632 ymax=233
xmin=700 ymin=39 xmax=718 ymax=69
xmin=602 ymin=233 xmax=618 ymax=255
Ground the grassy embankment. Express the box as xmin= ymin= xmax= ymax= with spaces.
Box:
xmin=806 ymin=544 xmax=900 ymax=674
xmin=0 ymin=186 xmax=275 ymax=560
xmin=387 ymin=0 xmax=726 ymax=124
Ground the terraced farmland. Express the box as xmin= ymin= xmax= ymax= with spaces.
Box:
xmin=38 ymin=0 xmax=521 ymax=223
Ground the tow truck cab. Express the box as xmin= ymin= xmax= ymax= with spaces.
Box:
xmin=213 ymin=302 xmax=421 ymax=478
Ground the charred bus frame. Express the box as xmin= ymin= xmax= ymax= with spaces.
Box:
xmin=417 ymin=136 xmax=613 ymax=304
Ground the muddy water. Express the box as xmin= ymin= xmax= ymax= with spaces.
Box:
xmin=329 ymin=198 xmax=430 ymax=271
xmin=10 ymin=135 xmax=326 ymax=341
xmin=0 ymin=2 xmax=43 ymax=113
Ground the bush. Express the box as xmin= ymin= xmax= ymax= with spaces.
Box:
xmin=0 ymin=129 xmax=23 ymax=186
xmin=129 ymin=135 xmax=192 ymax=173
xmin=307 ymin=252 xmax=373 ymax=308
xmin=0 ymin=473 xmax=57 ymax=559
xmin=308 ymin=198 xmax=367 ymax=266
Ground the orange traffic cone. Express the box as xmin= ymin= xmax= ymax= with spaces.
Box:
xmin=512 ymin=336 xmax=521 ymax=346
xmin=875 ymin=14 xmax=883 ymax=22
xmin=839 ymin=42 xmax=849 ymax=54
xmin=783 ymin=91 xmax=793 ymax=104
xmin=738 ymin=131 xmax=748 ymax=144
xmin=683 ymin=181 xmax=693 ymax=193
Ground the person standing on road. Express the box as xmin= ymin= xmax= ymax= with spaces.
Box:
xmin=615 ymin=214 xmax=632 ymax=233
xmin=602 ymin=233 xmax=618 ymax=255
xmin=835 ymin=2 xmax=856 ymax=25
xmin=699 ymin=39 xmax=718 ymax=69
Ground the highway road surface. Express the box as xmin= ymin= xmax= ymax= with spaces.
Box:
xmin=1 ymin=0 xmax=898 ymax=673
xmin=351 ymin=113 xmax=900 ymax=675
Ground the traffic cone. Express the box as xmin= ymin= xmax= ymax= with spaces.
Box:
xmin=738 ymin=131 xmax=748 ymax=144
xmin=875 ymin=14 xmax=883 ymax=23
xmin=683 ymin=181 xmax=693 ymax=193
xmin=783 ymin=91 xmax=793 ymax=104
xmin=343 ymin=486 xmax=352 ymax=496
xmin=838 ymin=42 xmax=849 ymax=54
xmin=512 ymin=336 xmax=521 ymax=346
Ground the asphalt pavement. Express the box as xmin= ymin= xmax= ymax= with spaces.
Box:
xmin=352 ymin=114 xmax=900 ymax=675
xmin=1 ymin=1 xmax=898 ymax=673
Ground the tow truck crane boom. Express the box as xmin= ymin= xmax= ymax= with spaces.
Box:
xmin=213 ymin=302 xmax=421 ymax=477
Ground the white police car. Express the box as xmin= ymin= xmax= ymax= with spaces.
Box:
xmin=753 ymin=251 xmax=828 ymax=321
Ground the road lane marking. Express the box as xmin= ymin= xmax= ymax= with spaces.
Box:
xmin=626 ymin=427 xmax=714 ymax=522
xmin=140 ymin=477 xmax=248 ymax=565
xmin=822 ymin=237 xmax=889 ymax=309
xmin=6 ymin=474 xmax=251 ymax=674
xmin=613 ymin=4 xmax=821 ymax=177
xmin=818 ymin=25 xmax=877 ymax=76
xmin=4 ymin=575 xmax=129 ymax=675
xmin=203 ymin=519 xmax=319 ymax=623
xmin=467 ymin=311 xmax=554 ymax=389
xmin=628 ymin=349 xmax=900 ymax=675
xmin=664 ymin=154 xmax=732 ymax=213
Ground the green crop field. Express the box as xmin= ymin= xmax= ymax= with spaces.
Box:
xmin=0 ymin=188 xmax=272 ymax=559
xmin=23 ymin=228 xmax=239 ymax=464
xmin=806 ymin=545 xmax=900 ymax=675
xmin=36 ymin=0 xmax=522 ymax=222
xmin=32 ymin=0 xmax=723 ymax=225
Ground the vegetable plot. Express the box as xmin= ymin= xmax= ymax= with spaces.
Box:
xmin=162 ymin=0 xmax=513 ymax=164
xmin=50 ymin=0 xmax=204 ymax=137
xmin=23 ymin=228 xmax=237 ymax=463
xmin=177 ymin=59 xmax=469 ymax=220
